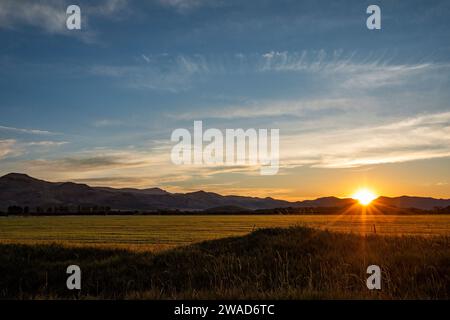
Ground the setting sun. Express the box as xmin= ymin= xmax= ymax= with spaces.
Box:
xmin=352 ymin=188 xmax=378 ymax=206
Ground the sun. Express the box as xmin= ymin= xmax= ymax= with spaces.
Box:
xmin=352 ymin=188 xmax=378 ymax=206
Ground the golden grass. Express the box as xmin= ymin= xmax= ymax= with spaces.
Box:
xmin=0 ymin=215 xmax=448 ymax=251
xmin=0 ymin=226 xmax=448 ymax=299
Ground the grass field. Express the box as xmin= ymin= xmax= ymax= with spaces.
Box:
xmin=0 ymin=226 xmax=448 ymax=299
xmin=0 ymin=215 xmax=448 ymax=250
xmin=0 ymin=215 xmax=448 ymax=299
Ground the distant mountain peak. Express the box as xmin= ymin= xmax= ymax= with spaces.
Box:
xmin=187 ymin=190 xmax=214 ymax=195
xmin=0 ymin=173 xmax=40 ymax=182
xmin=0 ymin=173 xmax=448 ymax=212
xmin=190 ymin=190 xmax=207 ymax=194
xmin=57 ymin=181 xmax=92 ymax=190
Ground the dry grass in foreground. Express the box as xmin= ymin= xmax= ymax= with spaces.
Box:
xmin=0 ymin=227 xmax=448 ymax=299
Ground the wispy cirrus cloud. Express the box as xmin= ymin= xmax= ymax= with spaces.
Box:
xmin=24 ymin=147 xmax=169 ymax=173
xmin=92 ymin=119 xmax=125 ymax=128
xmin=92 ymin=0 xmax=129 ymax=16
xmin=10 ymin=112 xmax=450 ymax=188
xmin=90 ymin=54 xmax=209 ymax=91
xmin=0 ymin=0 xmax=68 ymax=34
xmin=16 ymin=142 xmax=262 ymax=188
xmin=158 ymin=0 xmax=217 ymax=12
xmin=90 ymin=50 xmax=449 ymax=95
xmin=0 ymin=139 xmax=68 ymax=161
xmin=168 ymin=97 xmax=368 ymax=120
xmin=25 ymin=141 xmax=68 ymax=147
xmin=258 ymin=50 xmax=448 ymax=89
xmin=0 ymin=0 xmax=129 ymax=43
xmin=0 ymin=139 xmax=19 ymax=159
xmin=17 ymin=147 xmax=176 ymax=187
xmin=281 ymin=111 xmax=450 ymax=169
xmin=0 ymin=113 xmax=446 ymax=198
xmin=0 ymin=125 xmax=66 ymax=158
xmin=0 ymin=125 xmax=56 ymax=135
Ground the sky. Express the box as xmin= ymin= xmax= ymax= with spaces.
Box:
xmin=0 ymin=0 xmax=449 ymax=200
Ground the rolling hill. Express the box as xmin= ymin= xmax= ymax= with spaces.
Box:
xmin=0 ymin=173 xmax=449 ymax=212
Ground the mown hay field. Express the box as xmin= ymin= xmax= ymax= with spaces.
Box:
xmin=0 ymin=215 xmax=448 ymax=250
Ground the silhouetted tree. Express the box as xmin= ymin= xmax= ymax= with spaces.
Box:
xmin=8 ymin=206 xmax=23 ymax=214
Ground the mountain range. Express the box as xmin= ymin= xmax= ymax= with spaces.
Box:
xmin=0 ymin=173 xmax=449 ymax=212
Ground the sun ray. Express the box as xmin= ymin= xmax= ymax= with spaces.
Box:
xmin=352 ymin=188 xmax=378 ymax=206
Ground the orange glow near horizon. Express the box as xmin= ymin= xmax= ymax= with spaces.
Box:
xmin=352 ymin=188 xmax=378 ymax=206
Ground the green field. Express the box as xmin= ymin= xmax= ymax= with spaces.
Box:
xmin=1 ymin=215 xmax=448 ymax=250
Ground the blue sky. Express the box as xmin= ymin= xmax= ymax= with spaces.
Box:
xmin=0 ymin=0 xmax=449 ymax=199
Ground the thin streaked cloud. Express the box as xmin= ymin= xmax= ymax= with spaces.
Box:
xmin=168 ymin=97 xmax=369 ymax=120
xmin=89 ymin=51 xmax=449 ymax=94
xmin=0 ymin=139 xmax=68 ymax=160
xmin=92 ymin=119 xmax=125 ymax=128
xmin=0 ymin=139 xmax=18 ymax=159
xmin=158 ymin=0 xmax=217 ymax=12
xmin=281 ymin=112 xmax=450 ymax=169
xmin=25 ymin=141 xmax=68 ymax=147
xmin=90 ymin=54 xmax=209 ymax=91
xmin=0 ymin=0 xmax=129 ymax=43
xmin=7 ymin=111 xmax=449 ymax=188
xmin=0 ymin=125 xmax=55 ymax=135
